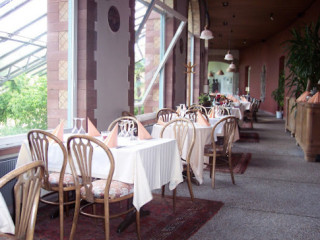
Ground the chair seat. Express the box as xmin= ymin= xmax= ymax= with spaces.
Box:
xmin=80 ymin=180 xmax=134 ymax=200
xmin=204 ymin=144 xmax=223 ymax=154
xmin=49 ymin=172 xmax=77 ymax=187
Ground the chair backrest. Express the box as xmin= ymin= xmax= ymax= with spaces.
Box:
xmin=188 ymin=104 xmax=208 ymax=116
xmin=156 ymin=108 xmax=178 ymax=122
xmin=107 ymin=116 xmax=138 ymax=136
xmin=121 ymin=111 xmax=136 ymax=118
xmin=67 ymin=135 xmax=115 ymax=203
xmin=159 ymin=119 xmax=196 ymax=164
xmin=211 ymin=116 xmax=237 ymax=155
xmin=217 ymin=106 xmax=231 ymax=116
xmin=27 ymin=129 xmax=68 ymax=190
xmin=0 ymin=161 xmax=44 ymax=240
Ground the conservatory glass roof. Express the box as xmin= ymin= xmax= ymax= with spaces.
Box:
xmin=0 ymin=0 xmax=47 ymax=85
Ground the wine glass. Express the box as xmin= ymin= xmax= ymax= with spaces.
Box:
xmin=71 ymin=118 xmax=79 ymax=134
xmin=78 ymin=118 xmax=86 ymax=134
xmin=118 ymin=121 xmax=125 ymax=137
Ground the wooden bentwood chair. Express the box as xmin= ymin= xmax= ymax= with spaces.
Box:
xmin=156 ymin=108 xmax=178 ymax=122
xmin=67 ymin=135 xmax=140 ymax=240
xmin=160 ymin=118 xmax=196 ymax=204
xmin=188 ymin=104 xmax=208 ymax=116
xmin=28 ymin=130 xmax=76 ymax=240
xmin=0 ymin=161 xmax=44 ymax=240
xmin=204 ymin=116 xmax=237 ymax=188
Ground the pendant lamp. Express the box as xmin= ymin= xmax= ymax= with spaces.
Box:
xmin=216 ymin=70 xmax=224 ymax=75
xmin=200 ymin=0 xmax=214 ymax=40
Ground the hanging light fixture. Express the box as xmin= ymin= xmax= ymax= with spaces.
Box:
xmin=216 ymin=70 xmax=224 ymax=75
xmin=229 ymin=62 xmax=236 ymax=69
xmin=224 ymin=32 xmax=233 ymax=60
xmin=224 ymin=50 xmax=233 ymax=61
xmin=200 ymin=0 xmax=214 ymax=40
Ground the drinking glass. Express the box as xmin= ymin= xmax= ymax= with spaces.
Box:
xmin=78 ymin=118 xmax=86 ymax=134
xmin=71 ymin=118 xmax=79 ymax=134
xmin=118 ymin=121 xmax=125 ymax=137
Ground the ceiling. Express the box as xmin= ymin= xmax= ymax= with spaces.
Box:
xmin=206 ymin=0 xmax=315 ymax=50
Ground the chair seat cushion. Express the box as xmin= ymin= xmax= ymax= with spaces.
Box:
xmin=204 ymin=144 xmax=223 ymax=154
xmin=49 ymin=172 xmax=76 ymax=187
xmin=80 ymin=180 xmax=134 ymax=200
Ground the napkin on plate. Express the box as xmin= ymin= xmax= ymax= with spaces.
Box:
xmin=87 ymin=118 xmax=101 ymax=137
xmin=176 ymin=106 xmax=181 ymax=115
xmin=157 ymin=119 xmax=166 ymax=126
xmin=104 ymin=123 xmax=118 ymax=148
xmin=51 ymin=120 xmax=64 ymax=141
xmin=240 ymin=96 xmax=248 ymax=102
xmin=308 ymin=92 xmax=320 ymax=103
xmin=296 ymin=91 xmax=310 ymax=102
xmin=137 ymin=121 xmax=152 ymax=140
xmin=197 ymin=112 xmax=210 ymax=126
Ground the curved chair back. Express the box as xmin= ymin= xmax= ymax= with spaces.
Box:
xmin=67 ymin=135 xmax=115 ymax=203
xmin=0 ymin=161 xmax=44 ymax=240
xmin=211 ymin=116 xmax=237 ymax=156
xmin=27 ymin=129 xmax=67 ymax=190
xmin=107 ymin=116 xmax=139 ymax=135
xmin=156 ymin=108 xmax=177 ymax=122
xmin=188 ymin=104 xmax=208 ymax=116
xmin=160 ymin=118 xmax=196 ymax=200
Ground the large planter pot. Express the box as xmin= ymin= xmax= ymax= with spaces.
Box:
xmin=276 ymin=111 xmax=283 ymax=119
xmin=295 ymin=102 xmax=320 ymax=161
xmin=285 ymin=97 xmax=296 ymax=136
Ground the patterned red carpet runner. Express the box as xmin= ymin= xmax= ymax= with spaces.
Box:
xmin=34 ymin=195 xmax=223 ymax=240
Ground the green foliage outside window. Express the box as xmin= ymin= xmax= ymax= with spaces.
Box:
xmin=0 ymin=74 xmax=47 ymax=136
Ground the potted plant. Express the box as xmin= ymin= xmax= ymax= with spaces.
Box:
xmin=198 ymin=93 xmax=212 ymax=107
xmin=272 ymin=71 xmax=285 ymax=118
xmin=284 ymin=17 xmax=320 ymax=98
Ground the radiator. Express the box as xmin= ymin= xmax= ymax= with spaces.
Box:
xmin=0 ymin=157 xmax=17 ymax=214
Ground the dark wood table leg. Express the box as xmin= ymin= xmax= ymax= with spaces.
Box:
xmin=116 ymin=208 xmax=150 ymax=233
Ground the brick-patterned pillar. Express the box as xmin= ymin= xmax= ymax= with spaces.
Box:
xmin=47 ymin=0 xmax=69 ymax=129
xmin=47 ymin=0 xmax=97 ymax=128
xmin=78 ymin=0 xmax=97 ymax=126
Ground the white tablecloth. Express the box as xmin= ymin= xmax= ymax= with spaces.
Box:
xmin=0 ymin=193 xmax=15 ymax=234
xmin=16 ymin=137 xmax=183 ymax=211
xmin=152 ymin=123 xmax=213 ymax=185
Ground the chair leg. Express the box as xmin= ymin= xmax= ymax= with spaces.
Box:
xmin=136 ymin=210 xmax=141 ymax=240
xmin=69 ymin=191 xmax=80 ymax=240
xmin=228 ymin=155 xmax=235 ymax=184
xmin=161 ymin=185 xmax=165 ymax=197
xmin=173 ymin=188 xmax=176 ymax=213
xmin=211 ymin=157 xmax=217 ymax=188
xmin=59 ymin=191 xmax=64 ymax=240
xmin=186 ymin=169 xmax=194 ymax=201
xmin=104 ymin=202 xmax=110 ymax=240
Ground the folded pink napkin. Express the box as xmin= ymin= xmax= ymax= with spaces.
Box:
xmin=104 ymin=123 xmax=118 ymax=148
xmin=52 ymin=121 xmax=64 ymax=141
xmin=308 ymin=92 xmax=320 ymax=103
xmin=197 ymin=112 xmax=210 ymax=126
xmin=209 ymin=109 xmax=215 ymax=118
xmin=240 ymin=96 xmax=248 ymax=102
xmin=297 ymin=91 xmax=310 ymax=102
xmin=137 ymin=121 xmax=152 ymax=140
xmin=157 ymin=119 xmax=166 ymax=126
xmin=176 ymin=106 xmax=181 ymax=115
xmin=87 ymin=118 xmax=101 ymax=137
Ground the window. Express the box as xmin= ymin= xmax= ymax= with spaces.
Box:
xmin=134 ymin=0 xmax=187 ymax=114
xmin=0 ymin=0 xmax=47 ymax=137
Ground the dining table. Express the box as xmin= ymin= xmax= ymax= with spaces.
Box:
xmin=16 ymin=134 xmax=183 ymax=212
xmin=0 ymin=193 xmax=15 ymax=234
xmin=151 ymin=116 xmax=239 ymax=185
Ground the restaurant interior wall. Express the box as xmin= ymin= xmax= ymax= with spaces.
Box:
xmin=238 ymin=0 xmax=320 ymax=116
xmin=95 ymin=0 xmax=133 ymax=129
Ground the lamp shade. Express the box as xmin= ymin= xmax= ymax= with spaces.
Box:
xmin=224 ymin=51 xmax=233 ymax=61
xmin=226 ymin=67 xmax=236 ymax=73
xmin=200 ymin=28 xmax=214 ymax=40
xmin=216 ymin=70 xmax=224 ymax=75
xmin=229 ymin=62 xmax=236 ymax=69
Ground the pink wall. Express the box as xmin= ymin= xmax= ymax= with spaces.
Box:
xmin=239 ymin=0 xmax=320 ymax=116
